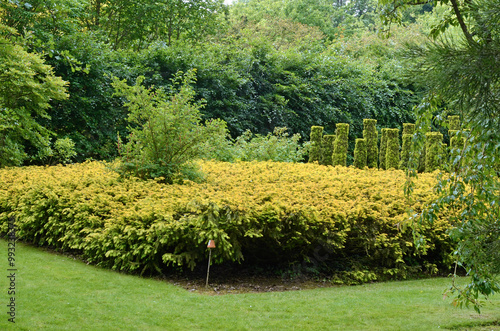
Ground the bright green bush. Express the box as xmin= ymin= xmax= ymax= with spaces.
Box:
xmin=363 ymin=119 xmax=378 ymax=169
xmin=198 ymin=126 xmax=308 ymax=163
xmin=231 ymin=127 xmax=308 ymax=163
xmin=425 ymin=132 xmax=443 ymax=172
xmin=321 ymin=134 xmax=335 ymax=166
xmin=112 ymin=70 xmax=225 ymax=183
xmin=0 ymin=33 xmax=68 ymax=167
xmin=379 ymin=128 xmax=389 ymax=170
xmin=35 ymin=137 xmax=77 ymax=166
xmin=353 ymin=138 xmax=367 ymax=169
xmin=385 ymin=129 xmax=400 ymax=170
xmin=333 ymin=124 xmax=349 ymax=167
xmin=309 ymin=126 xmax=323 ymax=163
xmin=0 ymin=161 xmax=454 ymax=281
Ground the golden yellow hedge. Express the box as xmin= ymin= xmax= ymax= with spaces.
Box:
xmin=0 ymin=161 xmax=453 ymax=281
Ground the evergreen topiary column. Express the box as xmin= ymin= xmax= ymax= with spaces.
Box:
xmin=425 ymin=132 xmax=443 ymax=172
xmin=363 ymin=119 xmax=378 ymax=168
xmin=448 ymin=115 xmax=460 ymax=131
xmin=385 ymin=128 xmax=400 ymax=170
xmin=379 ymin=128 xmax=389 ymax=170
xmin=353 ymin=138 xmax=367 ymax=169
xmin=448 ymin=116 xmax=463 ymax=153
xmin=448 ymin=116 xmax=463 ymax=172
xmin=399 ymin=123 xmax=415 ymax=170
xmin=308 ymin=126 xmax=323 ymax=163
xmin=321 ymin=134 xmax=335 ymax=166
xmin=333 ymin=123 xmax=349 ymax=167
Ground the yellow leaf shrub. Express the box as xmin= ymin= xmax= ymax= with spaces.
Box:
xmin=0 ymin=161 xmax=454 ymax=280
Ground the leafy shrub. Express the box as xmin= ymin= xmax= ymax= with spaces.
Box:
xmin=35 ymin=137 xmax=77 ymax=165
xmin=112 ymin=70 xmax=226 ymax=183
xmin=0 ymin=161 xmax=454 ymax=281
xmin=231 ymin=127 xmax=308 ymax=163
xmin=198 ymin=127 xmax=308 ymax=163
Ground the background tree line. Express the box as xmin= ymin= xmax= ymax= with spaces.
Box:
xmin=1 ymin=0 xmax=431 ymax=163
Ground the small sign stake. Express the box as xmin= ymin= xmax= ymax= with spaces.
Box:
xmin=206 ymin=240 xmax=215 ymax=287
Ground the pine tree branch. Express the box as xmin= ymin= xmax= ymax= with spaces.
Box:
xmin=449 ymin=0 xmax=475 ymax=44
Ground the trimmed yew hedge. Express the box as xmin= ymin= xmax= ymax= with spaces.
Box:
xmin=333 ymin=123 xmax=349 ymax=167
xmin=379 ymin=128 xmax=389 ymax=170
xmin=308 ymin=126 xmax=323 ymax=163
xmin=321 ymin=134 xmax=336 ymax=166
xmin=0 ymin=161 xmax=453 ymax=281
xmin=425 ymin=132 xmax=444 ymax=172
xmin=363 ymin=119 xmax=378 ymax=169
xmin=353 ymin=138 xmax=367 ymax=169
xmin=385 ymin=129 xmax=400 ymax=170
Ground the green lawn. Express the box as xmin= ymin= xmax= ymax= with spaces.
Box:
xmin=0 ymin=239 xmax=498 ymax=330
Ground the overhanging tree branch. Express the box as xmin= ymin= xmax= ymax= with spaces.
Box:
xmin=449 ymin=0 xmax=475 ymax=44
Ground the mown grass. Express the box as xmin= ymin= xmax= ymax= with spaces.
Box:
xmin=1 ymin=239 xmax=498 ymax=330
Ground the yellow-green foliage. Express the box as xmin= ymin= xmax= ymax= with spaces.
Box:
xmin=448 ymin=116 xmax=460 ymax=131
xmin=400 ymin=134 xmax=412 ymax=170
xmin=379 ymin=128 xmax=389 ymax=170
xmin=425 ymin=132 xmax=443 ymax=172
xmin=321 ymin=134 xmax=335 ymax=166
xmin=399 ymin=123 xmax=415 ymax=170
xmin=353 ymin=138 xmax=367 ymax=169
xmin=402 ymin=123 xmax=415 ymax=135
xmin=363 ymin=119 xmax=378 ymax=168
xmin=333 ymin=123 xmax=349 ymax=167
xmin=0 ymin=161 xmax=453 ymax=279
xmin=309 ymin=126 xmax=323 ymax=163
xmin=385 ymin=129 xmax=400 ymax=170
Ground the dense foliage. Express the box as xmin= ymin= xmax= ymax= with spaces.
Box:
xmin=0 ymin=0 xmax=426 ymax=163
xmin=380 ymin=0 xmax=500 ymax=311
xmin=1 ymin=0 xmax=496 ymax=310
xmin=0 ymin=25 xmax=68 ymax=166
xmin=112 ymin=70 xmax=226 ymax=183
xmin=0 ymin=161 xmax=453 ymax=282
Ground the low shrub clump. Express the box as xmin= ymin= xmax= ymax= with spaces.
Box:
xmin=0 ymin=161 xmax=453 ymax=282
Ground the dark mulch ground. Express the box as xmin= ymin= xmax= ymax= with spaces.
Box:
xmin=168 ymin=274 xmax=335 ymax=295
xmin=165 ymin=264 xmax=336 ymax=295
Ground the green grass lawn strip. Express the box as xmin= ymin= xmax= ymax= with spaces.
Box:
xmin=0 ymin=239 xmax=498 ymax=330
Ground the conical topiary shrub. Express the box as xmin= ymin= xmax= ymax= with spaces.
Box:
xmin=385 ymin=128 xmax=400 ymax=170
xmin=363 ymin=119 xmax=378 ymax=168
xmin=308 ymin=126 xmax=323 ymax=163
xmin=333 ymin=123 xmax=349 ymax=167
xmin=353 ymin=138 xmax=367 ymax=169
